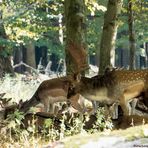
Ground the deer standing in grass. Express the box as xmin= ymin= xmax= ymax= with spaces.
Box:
xmin=19 ymin=75 xmax=85 ymax=114
xmin=70 ymin=69 xmax=148 ymax=118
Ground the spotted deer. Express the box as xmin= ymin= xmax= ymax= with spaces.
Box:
xmin=70 ymin=69 xmax=148 ymax=118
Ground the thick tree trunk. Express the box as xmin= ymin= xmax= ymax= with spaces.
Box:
xmin=99 ymin=0 xmax=123 ymax=74
xmin=13 ymin=45 xmax=26 ymax=73
xmin=128 ymin=0 xmax=136 ymax=70
xmin=64 ymin=0 xmax=88 ymax=75
xmin=0 ymin=10 xmax=14 ymax=77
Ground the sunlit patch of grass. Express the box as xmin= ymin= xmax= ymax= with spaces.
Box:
xmin=0 ymin=74 xmax=40 ymax=103
xmin=111 ymin=124 xmax=148 ymax=140
xmin=62 ymin=124 xmax=148 ymax=148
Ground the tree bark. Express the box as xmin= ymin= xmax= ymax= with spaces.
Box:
xmin=25 ymin=41 xmax=36 ymax=72
xmin=146 ymin=43 xmax=148 ymax=67
xmin=64 ymin=0 xmax=88 ymax=75
xmin=128 ymin=0 xmax=136 ymax=70
xmin=99 ymin=0 xmax=123 ymax=74
xmin=0 ymin=10 xmax=14 ymax=77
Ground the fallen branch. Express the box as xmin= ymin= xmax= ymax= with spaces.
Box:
xmin=13 ymin=61 xmax=38 ymax=74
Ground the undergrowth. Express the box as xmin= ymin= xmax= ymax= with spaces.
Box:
xmin=0 ymin=74 xmax=113 ymax=148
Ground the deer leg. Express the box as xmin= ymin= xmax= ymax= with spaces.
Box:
xmin=70 ymin=94 xmax=86 ymax=113
xmin=120 ymin=94 xmax=143 ymax=116
xmin=91 ymin=100 xmax=98 ymax=113
xmin=42 ymin=96 xmax=55 ymax=114
xmin=109 ymin=102 xmax=119 ymax=119
xmin=87 ymin=100 xmax=98 ymax=115
xmin=44 ymin=102 xmax=49 ymax=112
xmin=120 ymin=81 xmax=145 ymax=116
xmin=49 ymin=103 xmax=54 ymax=114
xmin=77 ymin=95 xmax=86 ymax=113
xmin=128 ymin=98 xmax=138 ymax=115
xmin=120 ymin=94 xmax=130 ymax=116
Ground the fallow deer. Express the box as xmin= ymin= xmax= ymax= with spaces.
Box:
xmin=19 ymin=75 xmax=84 ymax=114
xmin=70 ymin=69 xmax=148 ymax=118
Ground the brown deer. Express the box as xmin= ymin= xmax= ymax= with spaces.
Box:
xmin=70 ymin=69 xmax=148 ymax=118
xmin=19 ymin=75 xmax=84 ymax=114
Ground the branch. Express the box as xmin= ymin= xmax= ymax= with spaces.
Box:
xmin=13 ymin=61 xmax=38 ymax=74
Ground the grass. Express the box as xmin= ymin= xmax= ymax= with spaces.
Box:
xmin=0 ymin=74 xmax=40 ymax=103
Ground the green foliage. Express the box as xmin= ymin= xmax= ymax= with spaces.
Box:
xmin=1 ymin=0 xmax=64 ymax=58
xmin=7 ymin=109 xmax=24 ymax=124
xmin=6 ymin=110 xmax=25 ymax=140
xmin=0 ymin=38 xmax=16 ymax=57
xmin=0 ymin=0 xmax=147 ymax=60
xmin=44 ymin=118 xmax=53 ymax=128
xmin=95 ymin=107 xmax=113 ymax=131
xmin=116 ymin=0 xmax=148 ymax=50
xmin=85 ymin=0 xmax=107 ymax=55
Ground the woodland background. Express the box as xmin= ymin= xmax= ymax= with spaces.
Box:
xmin=0 ymin=0 xmax=148 ymax=147
xmin=0 ymin=0 xmax=147 ymax=77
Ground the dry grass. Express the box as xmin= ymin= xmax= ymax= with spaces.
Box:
xmin=0 ymin=74 xmax=40 ymax=104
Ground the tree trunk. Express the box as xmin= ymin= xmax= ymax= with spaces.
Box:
xmin=98 ymin=0 xmax=123 ymax=74
xmin=25 ymin=41 xmax=36 ymax=72
xmin=128 ymin=0 xmax=136 ymax=70
xmin=0 ymin=10 xmax=14 ymax=77
xmin=64 ymin=0 xmax=88 ymax=75
xmin=146 ymin=42 xmax=148 ymax=67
